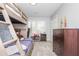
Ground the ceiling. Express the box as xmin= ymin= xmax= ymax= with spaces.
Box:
xmin=15 ymin=3 xmax=62 ymax=17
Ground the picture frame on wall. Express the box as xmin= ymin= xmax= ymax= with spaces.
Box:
xmin=60 ymin=16 xmax=67 ymax=28
xmin=64 ymin=16 xmax=67 ymax=27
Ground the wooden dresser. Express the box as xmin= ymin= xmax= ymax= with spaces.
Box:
xmin=53 ymin=29 xmax=79 ymax=56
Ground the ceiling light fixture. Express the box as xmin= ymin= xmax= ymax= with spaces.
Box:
xmin=29 ymin=0 xmax=36 ymax=5
xmin=31 ymin=2 xmax=36 ymax=5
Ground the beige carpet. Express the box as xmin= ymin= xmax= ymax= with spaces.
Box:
xmin=32 ymin=41 xmax=57 ymax=56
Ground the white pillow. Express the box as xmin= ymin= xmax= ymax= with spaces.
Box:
xmin=20 ymin=38 xmax=24 ymax=40
xmin=21 ymin=44 xmax=28 ymax=50
xmin=6 ymin=45 xmax=19 ymax=55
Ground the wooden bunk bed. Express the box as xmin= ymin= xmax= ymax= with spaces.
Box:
xmin=0 ymin=3 xmax=33 ymax=56
xmin=9 ymin=16 xmax=33 ymax=56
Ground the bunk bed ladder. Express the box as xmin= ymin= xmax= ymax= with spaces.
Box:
xmin=0 ymin=4 xmax=25 ymax=56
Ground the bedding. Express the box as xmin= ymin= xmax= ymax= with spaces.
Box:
xmin=10 ymin=44 xmax=28 ymax=56
xmin=10 ymin=52 xmax=20 ymax=56
xmin=20 ymin=38 xmax=33 ymax=55
xmin=20 ymin=38 xmax=33 ymax=47
xmin=20 ymin=40 xmax=32 ymax=48
xmin=6 ymin=44 xmax=28 ymax=56
xmin=5 ymin=38 xmax=33 ymax=56
xmin=6 ymin=45 xmax=20 ymax=56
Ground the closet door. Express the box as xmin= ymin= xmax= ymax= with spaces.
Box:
xmin=64 ymin=29 xmax=77 ymax=56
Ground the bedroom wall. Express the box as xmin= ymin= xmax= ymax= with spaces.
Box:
xmin=27 ymin=17 xmax=52 ymax=41
xmin=51 ymin=3 xmax=79 ymax=28
xmin=50 ymin=3 xmax=79 ymax=41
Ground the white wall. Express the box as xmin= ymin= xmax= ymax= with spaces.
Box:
xmin=51 ymin=3 xmax=79 ymax=28
xmin=27 ymin=17 xmax=52 ymax=41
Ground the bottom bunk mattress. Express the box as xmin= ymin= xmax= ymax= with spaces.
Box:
xmin=20 ymin=38 xmax=33 ymax=55
xmin=20 ymin=38 xmax=33 ymax=48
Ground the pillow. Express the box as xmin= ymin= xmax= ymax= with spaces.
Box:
xmin=20 ymin=38 xmax=24 ymax=40
xmin=21 ymin=44 xmax=28 ymax=50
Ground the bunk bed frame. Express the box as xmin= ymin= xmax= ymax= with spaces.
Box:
xmin=0 ymin=3 xmax=33 ymax=56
